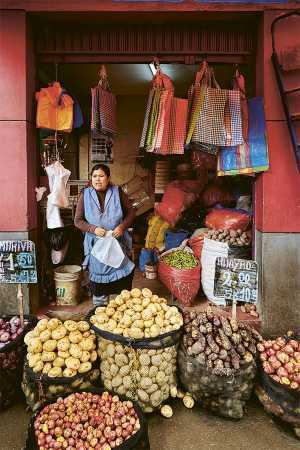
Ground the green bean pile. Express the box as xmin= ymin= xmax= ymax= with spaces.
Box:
xmin=162 ymin=250 xmax=198 ymax=269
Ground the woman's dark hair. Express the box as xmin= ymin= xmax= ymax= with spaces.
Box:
xmin=91 ymin=164 xmax=110 ymax=178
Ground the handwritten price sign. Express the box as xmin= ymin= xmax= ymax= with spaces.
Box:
xmin=214 ymin=257 xmax=258 ymax=304
xmin=0 ymin=240 xmax=37 ymax=284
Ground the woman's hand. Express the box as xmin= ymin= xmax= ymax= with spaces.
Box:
xmin=112 ymin=225 xmax=124 ymax=238
xmin=95 ymin=227 xmax=106 ymax=237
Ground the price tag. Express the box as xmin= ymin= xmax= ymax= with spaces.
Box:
xmin=0 ymin=240 xmax=37 ymax=284
xmin=214 ymin=257 xmax=258 ymax=304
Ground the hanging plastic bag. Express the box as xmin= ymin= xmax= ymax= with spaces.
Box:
xmin=91 ymin=231 xmax=125 ymax=268
xmin=36 ymin=82 xmax=74 ymax=132
xmin=45 ymin=161 xmax=71 ymax=229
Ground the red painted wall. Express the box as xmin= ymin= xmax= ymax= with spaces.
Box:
xmin=255 ymin=12 xmax=300 ymax=233
xmin=0 ymin=11 xmax=37 ymax=232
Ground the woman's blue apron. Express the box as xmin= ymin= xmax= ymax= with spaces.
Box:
xmin=83 ymin=186 xmax=134 ymax=283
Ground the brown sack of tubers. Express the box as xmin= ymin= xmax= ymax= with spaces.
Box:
xmin=207 ymin=228 xmax=251 ymax=247
xmin=178 ymin=307 xmax=263 ymax=419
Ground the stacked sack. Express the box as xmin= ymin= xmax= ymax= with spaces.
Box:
xmin=256 ymin=332 xmax=300 ymax=439
xmin=22 ymin=318 xmax=100 ymax=410
xmin=178 ymin=307 xmax=262 ymax=419
xmin=89 ymin=288 xmax=183 ymax=413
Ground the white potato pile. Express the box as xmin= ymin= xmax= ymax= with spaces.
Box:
xmin=90 ymin=288 xmax=183 ymax=339
xmin=24 ymin=318 xmax=97 ymax=378
xmin=98 ymin=338 xmax=177 ymax=413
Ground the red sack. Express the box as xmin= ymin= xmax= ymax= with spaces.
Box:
xmin=155 ymin=181 xmax=196 ymax=225
xmin=202 ymin=182 xmax=235 ymax=208
xmin=188 ymin=232 xmax=208 ymax=260
xmin=205 ymin=208 xmax=252 ymax=231
xmin=158 ymin=257 xmax=201 ymax=306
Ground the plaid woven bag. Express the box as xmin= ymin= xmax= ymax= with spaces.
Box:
xmin=188 ymin=62 xmax=244 ymax=147
xmin=159 ymin=97 xmax=188 ymax=155
xmin=91 ymin=67 xmax=117 ymax=137
xmin=141 ymin=69 xmax=176 ymax=153
xmin=140 ymin=88 xmax=155 ymax=149
xmin=152 ymin=89 xmax=173 ymax=153
xmin=144 ymin=88 xmax=162 ymax=152
xmin=98 ymin=88 xmax=117 ymax=135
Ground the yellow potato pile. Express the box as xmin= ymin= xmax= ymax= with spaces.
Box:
xmin=24 ymin=318 xmax=97 ymax=378
xmin=90 ymin=288 xmax=183 ymax=339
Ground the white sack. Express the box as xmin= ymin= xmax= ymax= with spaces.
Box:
xmin=201 ymin=237 xmax=229 ymax=306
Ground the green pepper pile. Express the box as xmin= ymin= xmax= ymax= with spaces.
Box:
xmin=162 ymin=250 xmax=198 ymax=269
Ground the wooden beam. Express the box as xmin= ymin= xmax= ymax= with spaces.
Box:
xmin=38 ymin=54 xmax=249 ymax=64
xmin=1 ymin=1 xmax=299 ymax=13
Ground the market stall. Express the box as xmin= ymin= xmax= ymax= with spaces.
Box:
xmin=9 ymin=36 xmax=298 ymax=449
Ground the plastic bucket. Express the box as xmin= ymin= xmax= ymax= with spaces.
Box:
xmin=54 ymin=265 xmax=82 ymax=305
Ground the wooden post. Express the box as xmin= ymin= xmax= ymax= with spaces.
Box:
xmin=17 ymin=283 xmax=24 ymax=327
xmin=232 ymin=299 xmax=237 ymax=320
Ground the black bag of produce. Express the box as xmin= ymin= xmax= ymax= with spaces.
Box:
xmin=255 ymin=331 xmax=300 ymax=428
xmin=178 ymin=345 xmax=257 ymax=419
xmin=0 ymin=315 xmax=37 ymax=410
xmin=178 ymin=309 xmax=261 ymax=419
xmin=24 ymin=388 xmax=150 ymax=450
xmin=22 ymin=361 xmax=101 ymax=411
xmin=256 ymin=332 xmax=300 ymax=439
xmin=255 ymin=385 xmax=300 ymax=439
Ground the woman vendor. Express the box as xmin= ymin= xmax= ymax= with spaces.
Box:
xmin=74 ymin=164 xmax=136 ymax=306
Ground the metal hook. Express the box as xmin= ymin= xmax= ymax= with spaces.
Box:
xmin=152 ymin=57 xmax=160 ymax=70
xmin=98 ymin=64 xmax=108 ymax=79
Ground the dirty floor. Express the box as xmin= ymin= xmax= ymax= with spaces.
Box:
xmin=1 ymin=273 xmax=297 ymax=449
xmin=0 ymin=396 xmax=298 ymax=450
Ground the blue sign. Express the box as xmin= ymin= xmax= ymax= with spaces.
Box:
xmin=0 ymin=240 xmax=37 ymax=284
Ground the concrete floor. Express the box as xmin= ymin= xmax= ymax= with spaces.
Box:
xmin=0 ymin=396 xmax=298 ymax=450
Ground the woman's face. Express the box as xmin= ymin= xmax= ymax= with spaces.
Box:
xmin=91 ymin=169 xmax=110 ymax=191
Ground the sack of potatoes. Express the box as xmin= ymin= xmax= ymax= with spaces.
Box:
xmin=22 ymin=318 xmax=100 ymax=409
xmin=89 ymin=288 xmax=183 ymax=412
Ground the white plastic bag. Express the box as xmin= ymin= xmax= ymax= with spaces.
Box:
xmin=45 ymin=161 xmax=71 ymax=229
xmin=201 ymin=237 xmax=229 ymax=306
xmin=91 ymin=231 xmax=125 ymax=268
